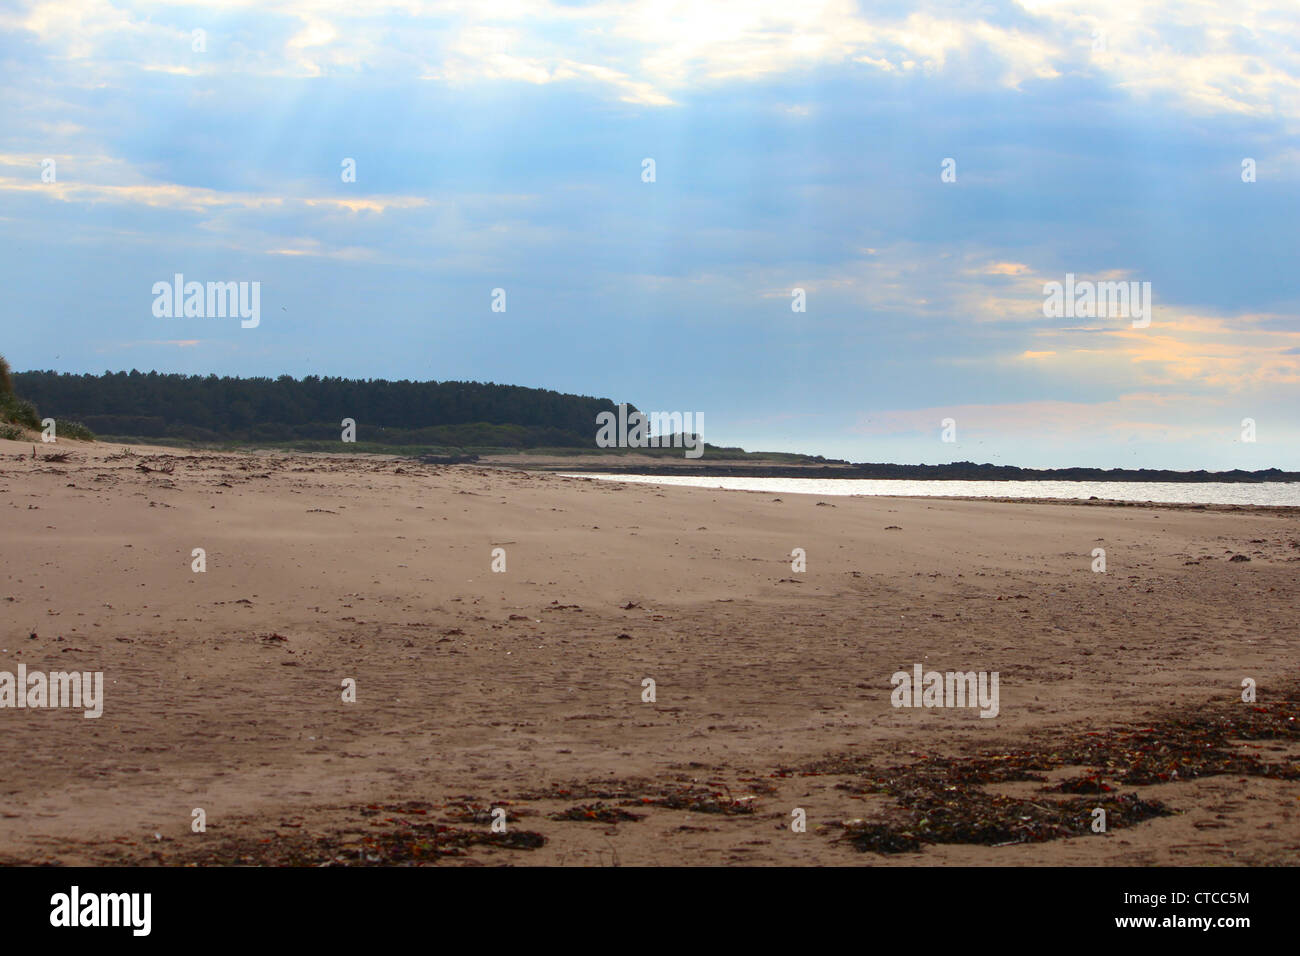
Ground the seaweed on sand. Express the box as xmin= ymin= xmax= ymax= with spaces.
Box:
xmin=806 ymin=693 xmax=1299 ymax=854
xmin=549 ymin=803 xmax=646 ymax=823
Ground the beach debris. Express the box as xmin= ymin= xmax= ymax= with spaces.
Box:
xmin=549 ymin=803 xmax=645 ymax=823
xmin=839 ymin=792 xmax=1166 ymax=853
xmin=806 ymin=691 xmax=1298 ymax=855
xmin=443 ymin=804 xmax=512 ymax=825
xmin=637 ymin=785 xmax=756 ymax=815
xmin=135 ymin=461 xmax=174 ymax=474
xmin=519 ymin=780 xmax=759 ymax=817
xmin=85 ymin=797 xmax=547 ymax=866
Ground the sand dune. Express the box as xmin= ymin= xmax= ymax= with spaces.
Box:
xmin=1 ymin=438 xmax=1297 ymax=865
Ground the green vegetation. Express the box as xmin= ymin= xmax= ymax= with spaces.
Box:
xmin=54 ymin=419 xmax=96 ymax=441
xmin=0 ymin=354 xmax=95 ymax=441
xmin=7 ymin=368 xmax=834 ymax=461
xmin=14 ymin=370 xmax=621 ymax=449
xmin=214 ymin=440 xmax=780 ymax=459
xmin=12 ymin=370 xmax=817 ymax=460
xmin=1 ymin=353 xmax=41 ymax=433
xmin=0 ymin=396 xmax=40 ymax=430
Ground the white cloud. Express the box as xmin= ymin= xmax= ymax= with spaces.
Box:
xmin=7 ymin=0 xmax=1299 ymax=118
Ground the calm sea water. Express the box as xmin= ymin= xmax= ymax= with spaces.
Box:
xmin=560 ymin=474 xmax=1300 ymax=507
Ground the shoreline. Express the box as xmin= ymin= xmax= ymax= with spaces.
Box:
xmin=481 ymin=452 xmax=1300 ymax=484
xmin=556 ymin=471 xmax=1300 ymax=512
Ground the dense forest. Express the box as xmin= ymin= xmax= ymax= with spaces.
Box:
xmin=11 ymin=370 xmax=630 ymax=449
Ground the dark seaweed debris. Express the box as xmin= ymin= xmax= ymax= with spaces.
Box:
xmin=638 ymin=786 xmax=756 ymax=815
xmin=146 ymin=823 xmax=547 ymax=866
xmin=808 ymin=694 xmax=1299 ymax=854
xmin=146 ymin=801 xmax=546 ymax=866
xmin=840 ymin=790 xmax=1168 ymax=853
xmin=549 ymin=802 xmax=645 ymax=823
xmin=521 ymin=780 xmax=758 ymax=815
xmin=342 ymin=824 xmax=546 ymax=863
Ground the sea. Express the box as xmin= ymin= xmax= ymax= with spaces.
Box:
xmin=559 ymin=474 xmax=1300 ymax=507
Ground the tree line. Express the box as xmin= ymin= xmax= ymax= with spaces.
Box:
xmin=11 ymin=370 xmax=628 ymax=448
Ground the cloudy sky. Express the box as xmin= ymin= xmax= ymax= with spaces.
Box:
xmin=2 ymin=0 xmax=1298 ymax=468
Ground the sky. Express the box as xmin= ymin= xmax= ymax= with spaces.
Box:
xmin=1 ymin=0 xmax=1298 ymax=469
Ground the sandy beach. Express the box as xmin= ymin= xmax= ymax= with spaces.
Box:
xmin=1 ymin=438 xmax=1297 ymax=866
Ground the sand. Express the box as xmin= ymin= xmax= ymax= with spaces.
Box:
xmin=1 ymin=438 xmax=1297 ymax=866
